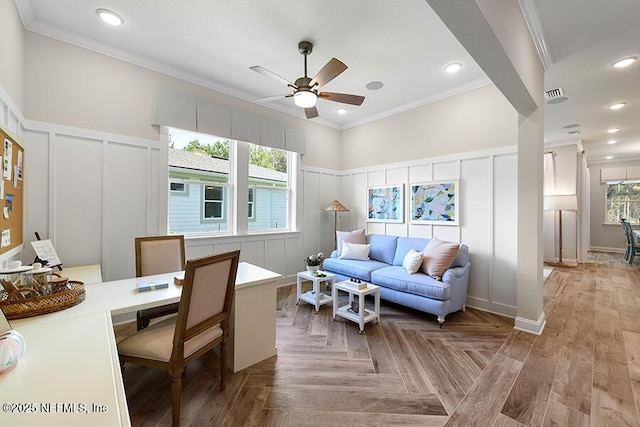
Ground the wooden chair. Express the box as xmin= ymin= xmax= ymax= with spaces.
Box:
xmin=621 ymin=219 xmax=632 ymax=261
xmin=135 ymin=235 xmax=186 ymax=330
xmin=118 ymin=250 xmax=240 ymax=427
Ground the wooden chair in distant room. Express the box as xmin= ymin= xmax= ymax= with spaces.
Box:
xmin=135 ymin=235 xmax=186 ymax=330
xmin=118 ymin=250 xmax=240 ymax=427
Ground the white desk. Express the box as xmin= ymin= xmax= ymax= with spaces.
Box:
xmin=1 ymin=262 xmax=280 ymax=427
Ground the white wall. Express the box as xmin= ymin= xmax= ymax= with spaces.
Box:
xmin=0 ymin=0 xmax=24 ymax=113
xmin=589 ymin=158 xmax=640 ymax=251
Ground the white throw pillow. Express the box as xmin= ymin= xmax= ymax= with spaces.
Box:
xmin=339 ymin=242 xmax=371 ymax=260
xmin=336 ymin=229 xmax=366 ymax=256
xmin=402 ymin=249 xmax=423 ymax=274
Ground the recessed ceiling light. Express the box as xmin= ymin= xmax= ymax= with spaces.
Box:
xmin=607 ymin=140 xmax=618 ymax=145
xmin=612 ymin=56 xmax=637 ymax=68
xmin=365 ymin=81 xmax=384 ymax=91
xmin=606 ymin=156 xmax=614 ymax=160
xmin=607 ymin=128 xmax=620 ymax=133
xmin=608 ymin=102 xmax=626 ymax=110
xmin=336 ymin=108 xmax=347 ymax=115
xmin=96 ymin=9 xmax=123 ymax=26
xmin=444 ymin=63 xmax=462 ymax=74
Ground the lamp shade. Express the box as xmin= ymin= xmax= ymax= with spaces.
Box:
xmin=323 ymin=200 xmax=350 ymax=212
xmin=544 ymin=194 xmax=577 ymax=211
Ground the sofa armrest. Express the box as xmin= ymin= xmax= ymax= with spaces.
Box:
xmin=330 ymin=250 xmax=339 ymax=258
xmin=442 ymin=262 xmax=471 ymax=312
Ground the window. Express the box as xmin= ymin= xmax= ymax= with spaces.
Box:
xmin=203 ymin=185 xmax=225 ymax=219
xmin=248 ymin=187 xmax=255 ymax=220
xmin=167 ymin=127 xmax=295 ymax=235
xmin=170 ymin=182 xmax=187 ymax=194
xmin=248 ymin=143 xmax=290 ymax=231
xmin=606 ymin=181 xmax=640 ymax=224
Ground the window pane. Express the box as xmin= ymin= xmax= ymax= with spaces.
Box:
xmin=170 ymin=182 xmax=185 ymax=192
xmin=606 ymin=182 xmax=640 ymax=224
xmin=248 ymin=144 xmax=289 ymax=231
xmin=168 ymin=128 xmax=230 ymax=233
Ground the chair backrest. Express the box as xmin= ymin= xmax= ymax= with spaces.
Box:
xmin=135 ymin=235 xmax=186 ymax=277
xmin=171 ymin=250 xmax=240 ymax=361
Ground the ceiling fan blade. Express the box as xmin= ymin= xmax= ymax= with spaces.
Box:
xmin=309 ymin=58 xmax=347 ymax=88
xmin=318 ymin=92 xmax=365 ymax=106
xmin=253 ymin=94 xmax=293 ymax=103
xmin=250 ymin=66 xmax=296 ymax=88
xmin=304 ymin=106 xmax=319 ymax=119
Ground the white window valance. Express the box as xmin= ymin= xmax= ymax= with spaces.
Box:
xmin=151 ymin=89 xmax=306 ymax=154
xmin=600 ymin=166 xmax=640 ymax=182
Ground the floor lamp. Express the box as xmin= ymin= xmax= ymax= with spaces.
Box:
xmin=323 ymin=200 xmax=350 ymax=250
xmin=544 ymin=194 xmax=578 ymax=268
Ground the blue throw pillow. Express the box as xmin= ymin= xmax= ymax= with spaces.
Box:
xmin=368 ymin=235 xmax=398 ymax=265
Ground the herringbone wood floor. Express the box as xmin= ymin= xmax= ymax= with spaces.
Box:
xmin=117 ymin=252 xmax=640 ymax=426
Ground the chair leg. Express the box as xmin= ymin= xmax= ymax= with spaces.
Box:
xmin=170 ymin=372 xmax=183 ymax=427
xmin=220 ymin=342 xmax=227 ymax=391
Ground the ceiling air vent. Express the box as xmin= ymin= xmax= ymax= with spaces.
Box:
xmin=568 ymin=130 xmax=581 ymax=136
xmin=545 ymin=87 xmax=568 ymax=104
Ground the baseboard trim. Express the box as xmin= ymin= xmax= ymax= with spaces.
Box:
xmin=465 ymin=296 xmax=517 ymax=318
xmin=514 ymin=311 xmax=546 ymax=335
xmin=590 ymin=246 xmax=624 ymax=254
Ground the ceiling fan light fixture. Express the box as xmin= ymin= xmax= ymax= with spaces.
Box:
xmin=294 ymin=90 xmax=317 ymax=108
xmin=612 ymin=56 xmax=637 ymax=68
xmin=96 ymin=9 xmax=124 ymax=26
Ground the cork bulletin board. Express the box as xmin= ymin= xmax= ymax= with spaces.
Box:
xmin=0 ymin=124 xmax=24 ymax=257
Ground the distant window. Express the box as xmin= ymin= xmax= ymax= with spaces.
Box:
xmin=203 ymin=185 xmax=225 ymax=220
xmin=248 ymin=187 xmax=255 ymax=220
xmin=606 ymin=181 xmax=640 ymax=224
xmin=170 ymin=182 xmax=186 ymax=193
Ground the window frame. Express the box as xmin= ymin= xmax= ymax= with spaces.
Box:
xmin=604 ymin=180 xmax=640 ymax=225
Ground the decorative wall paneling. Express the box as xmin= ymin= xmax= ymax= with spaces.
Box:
xmin=311 ymin=147 xmax=519 ymax=317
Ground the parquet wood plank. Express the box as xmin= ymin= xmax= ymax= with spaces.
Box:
xmin=541 ymin=399 xmax=590 ymax=427
xmin=591 ymin=388 xmax=640 ymax=427
xmin=497 ymin=330 xmax=536 ymax=362
xmin=492 ymin=413 xmax=527 ymax=427
xmin=259 ymin=410 xmax=448 ymax=426
xmin=445 ymin=353 xmax=522 ymax=426
xmin=264 ymin=387 xmax=447 ymax=415
xmin=245 ymin=370 xmax=407 ymax=393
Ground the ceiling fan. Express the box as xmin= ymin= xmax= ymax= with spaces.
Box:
xmin=250 ymin=41 xmax=365 ymax=119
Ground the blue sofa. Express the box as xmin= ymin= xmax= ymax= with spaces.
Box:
xmin=323 ymin=234 xmax=470 ymax=326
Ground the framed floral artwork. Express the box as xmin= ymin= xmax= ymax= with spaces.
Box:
xmin=367 ymin=185 xmax=404 ymax=223
xmin=410 ymin=180 xmax=459 ymax=225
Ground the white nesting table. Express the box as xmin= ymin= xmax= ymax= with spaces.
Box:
xmin=2 ymin=262 xmax=281 ymax=427
xmin=296 ymin=270 xmax=336 ymax=312
xmin=332 ymin=281 xmax=381 ymax=333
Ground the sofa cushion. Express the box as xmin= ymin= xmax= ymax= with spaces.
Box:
xmin=392 ymin=237 xmax=430 ymax=266
xmin=402 ymin=249 xmax=423 ymax=274
xmin=422 ymin=237 xmax=460 ymax=280
xmin=371 ymin=266 xmax=450 ymax=300
xmin=322 ymin=258 xmax=388 ymax=282
xmin=336 ymin=229 xmax=366 ymax=256
xmin=368 ymin=234 xmax=398 ymax=265
xmin=340 ymin=242 xmax=371 ymax=260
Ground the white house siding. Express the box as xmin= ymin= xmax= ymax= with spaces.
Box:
xmin=249 ymin=188 xmax=288 ymax=231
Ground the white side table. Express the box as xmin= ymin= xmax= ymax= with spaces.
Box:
xmin=296 ymin=270 xmax=336 ymax=312
xmin=332 ymin=281 xmax=381 ymax=333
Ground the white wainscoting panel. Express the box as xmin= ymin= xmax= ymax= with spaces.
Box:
xmin=54 ymin=134 xmax=104 ymax=268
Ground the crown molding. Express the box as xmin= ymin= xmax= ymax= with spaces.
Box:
xmin=13 ymin=0 xmax=34 ymax=27
xmin=518 ymin=0 xmax=553 ymax=71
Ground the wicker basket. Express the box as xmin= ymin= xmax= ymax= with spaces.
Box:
xmin=0 ymin=281 xmax=85 ymax=320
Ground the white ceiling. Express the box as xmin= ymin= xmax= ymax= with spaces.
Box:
xmin=14 ymin=0 xmax=640 ymax=163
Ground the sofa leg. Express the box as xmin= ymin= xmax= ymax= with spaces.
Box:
xmin=437 ymin=316 xmax=445 ymax=328
xmin=461 ymin=305 xmax=466 ymax=312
